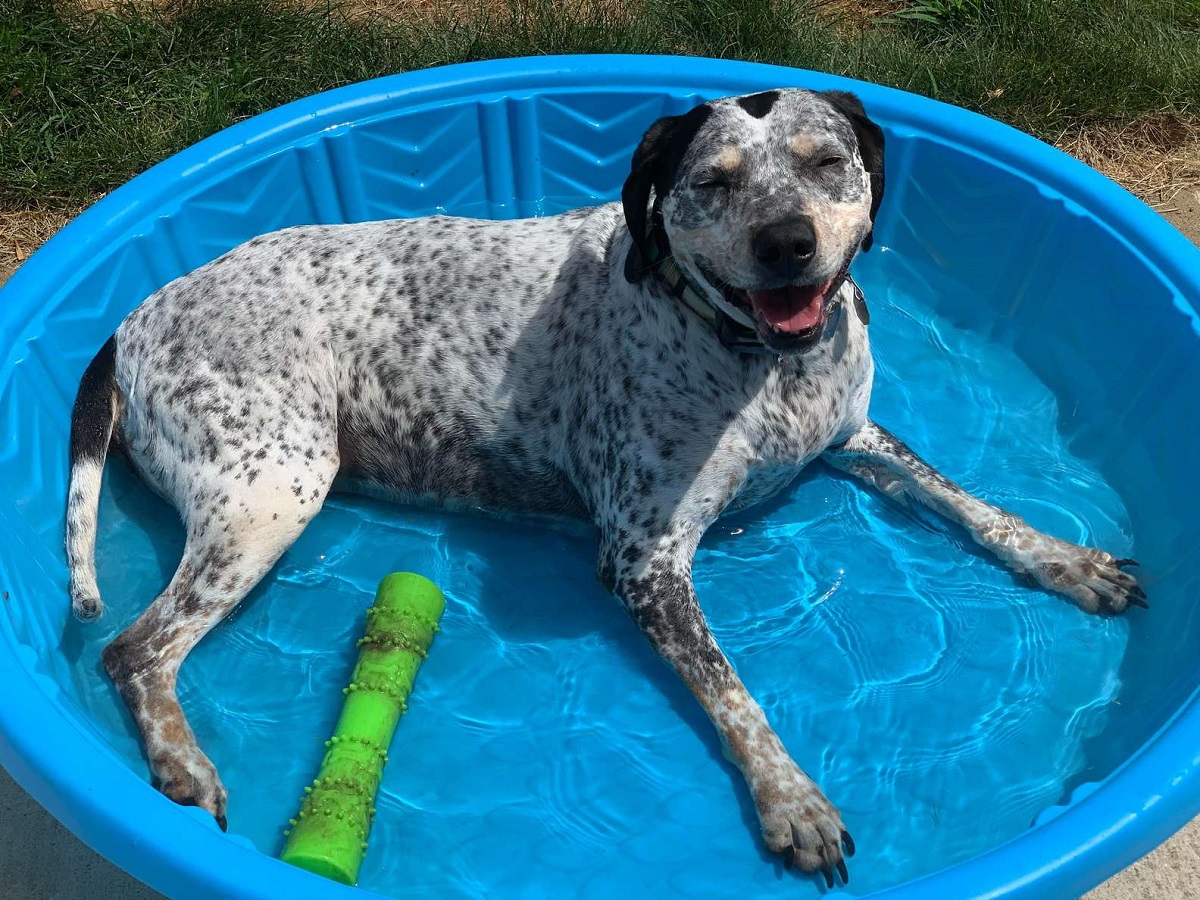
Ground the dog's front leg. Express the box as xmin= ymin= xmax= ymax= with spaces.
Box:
xmin=601 ymin=528 xmax=853 ymax=885
xmin=824 ymin=420 xmax=1145 ymax=614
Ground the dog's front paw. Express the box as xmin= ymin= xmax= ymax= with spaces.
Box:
xmin=1017 ymin=539 xmax=1146 ymax=615
xmin=754 ymin=764 xmax=854 ymax=887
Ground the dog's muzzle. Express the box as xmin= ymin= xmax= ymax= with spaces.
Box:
xmin=625 ymin=213 xmax=867 ymax=356
xmin=699 ymin=254 xmax=858 ymax=353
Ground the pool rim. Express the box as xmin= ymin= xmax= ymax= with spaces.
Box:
xmin=1 ymin=53 xmax=1199 ymax=900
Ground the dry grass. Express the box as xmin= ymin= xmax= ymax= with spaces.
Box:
xmin=1055 ymin=115 xmax=1200 ymax=209
xmin=62 ymin=0 xmax=474 ymax=23
xmin=59 ymin=0 xmax=158 ymax=11
xmin=61 ymin=0 xmax=633 ymax=25
xmin=816 ymin=0 xmax=896 ymax=30
xmin=0 ymin=202 xmax=83 ymax=286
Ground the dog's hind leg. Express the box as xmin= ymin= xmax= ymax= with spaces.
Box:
xmin=102 ymin=457 xmax=336 ymax=828
xmin=824 ymin=420 xmax=1145 ymax=614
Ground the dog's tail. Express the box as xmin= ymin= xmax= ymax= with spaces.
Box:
xmin=66 ymin=336 xmax=119 ymax=621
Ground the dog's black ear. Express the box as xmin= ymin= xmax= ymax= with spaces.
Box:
xmin=821 ymin=90 xmax=886 ymax=251
xmin=621 ymin=104 xmax=713 ymax=277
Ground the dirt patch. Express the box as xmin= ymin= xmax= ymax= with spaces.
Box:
xmin=1086 ymin=816 xmax=1200 ymax=900
xmin=1165 ymin=186 xmax=1200 ymax=246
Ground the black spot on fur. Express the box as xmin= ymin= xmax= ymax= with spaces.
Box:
xmin=622 ymin=104 xmax=714 ymax=266
xmin=737 ymin=90 xmax=780 ymax=119
xmin=69 ymin=336 xmax=117 ymax=464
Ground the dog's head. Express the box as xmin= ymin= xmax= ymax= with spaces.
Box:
xmin=622 ymin=88 xmax=885 ymax=354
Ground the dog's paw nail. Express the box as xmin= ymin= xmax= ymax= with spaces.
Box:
xmin=841 ymin=829 xmax=856 ymax=857
xmin=836 ymin=858 xmax=849 ymax=885
xmin=821 ymin=866 xmax=834 ymax=889
xmin=1129 ymin=596 xmax=1149 ymax=609
xmin=1116 ymin=557 xmax=1140 ymax=568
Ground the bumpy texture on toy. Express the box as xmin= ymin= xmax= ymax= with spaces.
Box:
xmin=280 ymin=572 xmax=445 ymax=885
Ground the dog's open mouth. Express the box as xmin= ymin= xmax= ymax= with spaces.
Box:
xmin=709 ymin=266 xmax=848 ymax=347
xmin=744 ymin=280 xmax=836 ymax=337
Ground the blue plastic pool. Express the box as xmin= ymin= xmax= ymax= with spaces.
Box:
xmin=3 ymin=55 xmax=1200 ymax=900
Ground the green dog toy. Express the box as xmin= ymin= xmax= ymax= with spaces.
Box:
xmin=279 ymin=572 xmax=445 ymax=886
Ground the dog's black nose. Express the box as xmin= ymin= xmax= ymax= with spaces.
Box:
xmin=752 ymin=218 xmax=817 ymax=276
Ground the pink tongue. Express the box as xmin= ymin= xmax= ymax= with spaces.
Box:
xmin=748 ymin=282 xmax=828 ymax=333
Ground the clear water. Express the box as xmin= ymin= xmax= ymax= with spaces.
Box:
xmin=74 ymin=250 xmax=1134 ymax=898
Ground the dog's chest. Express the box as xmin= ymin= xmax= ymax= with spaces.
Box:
xmin=744 ymin=308 xmax=872 ymax=458
xmin=718 ymin=314 xmax=873 ymax=511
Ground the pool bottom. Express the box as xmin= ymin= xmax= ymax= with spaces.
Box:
xmin=68 ymin=249 xmax=1135 ymax=898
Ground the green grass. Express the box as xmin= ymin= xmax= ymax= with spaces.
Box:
xmin=1 ymin=0 xmax=1198 ymax=202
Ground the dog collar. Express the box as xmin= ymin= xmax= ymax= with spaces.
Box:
xmin=624 ymin=215 xmax=867 ymax=355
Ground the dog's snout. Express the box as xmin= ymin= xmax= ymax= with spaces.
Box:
xmin=752 ymin=218 xmax=817 ymax=276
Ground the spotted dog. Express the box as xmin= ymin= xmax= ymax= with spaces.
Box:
xmin=66 ymin=88 xmax=1145 ymax=887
